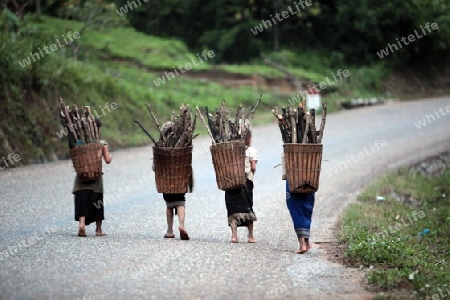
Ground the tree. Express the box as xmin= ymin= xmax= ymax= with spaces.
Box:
xmin=6 ymin=0 xmax=35 ymax=21
xmin=57 ymin=0 xmax=127 ymax=61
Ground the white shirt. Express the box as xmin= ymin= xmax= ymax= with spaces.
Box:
xmin=245 ymin=146 xmax=258 ymax=181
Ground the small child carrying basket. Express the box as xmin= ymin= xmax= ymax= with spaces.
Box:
xmin=274 ymin=101 xmax=327 ymax=193
xmin=59 ymin=98 xmax=103 ymax=182
xmin=70 ymin=142 xmax=103 ymax=181
xmin=210 ymin=140 xmax=246 ymax=191
xmin=153 ymin=146 xmax=193 ymax=194
xmin=283 ymin=143 xmax=323 ymax=193
xmin=134 ymin=104 xmax=197 ymax=194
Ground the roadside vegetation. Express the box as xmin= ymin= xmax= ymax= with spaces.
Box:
xmin=1 ymin=13 xmax=385 ymax=163
xmin=1 ymin=0 xmax=449 ymax=163
xmin=338 ymin=155 xmax=450 ymax=299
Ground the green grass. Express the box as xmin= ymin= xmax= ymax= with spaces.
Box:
xmin=1 ymin=14 xmax=388 ymax=163
xmin=338 ymin=165 xmax=450 ymax=298
xmin=31 ymin=16 xmax=208 ymax=69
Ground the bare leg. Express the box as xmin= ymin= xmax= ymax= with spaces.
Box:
xmin=165 ymin=208 xmax=175 ymax=238
xmin=177 ymin=206 xmax=189 ymax=240
xmin=305 ymin=238 xmax=312 ymax=252
xmin=78 ymin=216 xmax=86 ymax=237
xmin=230 ymin=219 xmax=238 ymax=243
xmin=95 ymin=220 xmax=106 ymax=236
xmin=177 ymin=206 xmax=186 ymax=231
xmin=247 ymin=221 xmax=257 ymax=243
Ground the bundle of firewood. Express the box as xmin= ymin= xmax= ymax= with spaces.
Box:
xmin=134 ymin=104 xmax=198 ymax=147
xmin=272 ymin=100 xmax=327 ymax=144
xmin=196 ymin=95 xmax=262 ymax=144
xmin=59 ymin=97 xmax=99 ymax=149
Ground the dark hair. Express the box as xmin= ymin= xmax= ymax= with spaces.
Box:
xmin=245 ymin=130 xmax=252 ymax=146
xmin=95 ymin=118 xmax=102 ymax=129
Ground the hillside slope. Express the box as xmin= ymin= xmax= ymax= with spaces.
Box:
xmin=1 ymin=15 xmax=425 ymax=165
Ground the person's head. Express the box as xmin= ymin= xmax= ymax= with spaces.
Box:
xmin=245 ymin=130 xmax=252 ymax=146
xmin=95 ymin=118 xmax=102 ymax=135
xmin=95 ymin=118 xmax=102 ymax=129
xmin=161 ymin=121 xmax=173 ymax=138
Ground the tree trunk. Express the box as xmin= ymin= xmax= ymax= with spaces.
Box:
xmin=273 ymin=0 xmax=279 ymax=52
xmin=36 ymin=0 xmax=41 ymax=17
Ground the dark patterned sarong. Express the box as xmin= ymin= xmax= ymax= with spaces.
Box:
xmin=225 ymin=179 xmax=257 ymax=227
xmin=74 ymin=189 xmax=104 ymax=225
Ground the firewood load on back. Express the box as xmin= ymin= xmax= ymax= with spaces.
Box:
xmin=134 ymin=104 xmax=197 ymax=148
xmin=196 ymin=95 xmax=262 ymax=191
xmin=59 ymin=97 xmax=102 ymax=181
xmin=134 ymin=104 xmax=197 ymax=194
xmin=59 ymin=97 xmax=100 ymax=149
xmin=196 ymin=95 xmax=262 ymax=144
xmin=271 ymin=99 xmax=327 ymax=144
xmin=273 ymin=99 xmax=327 ymax=193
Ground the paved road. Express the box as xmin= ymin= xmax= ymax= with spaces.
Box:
xmin=1 ymin=96 xmax=449 ymax=300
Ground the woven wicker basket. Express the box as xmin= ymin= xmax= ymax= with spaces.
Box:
xmin=69 ymin=142 xmax=103 ymax=181
xmin=210 ymin=140 xmax=246 ymax=191
xmin=153 ymin=146 xmax=192 ymax=194
xmin=283 ymin=143 xmax=323 ymax=193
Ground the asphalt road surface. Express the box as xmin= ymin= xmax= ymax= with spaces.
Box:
xmin=1 ymin=96 xmax=449 ymax=300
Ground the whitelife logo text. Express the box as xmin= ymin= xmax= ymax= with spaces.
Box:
xmin=18 ymin=31 xmax=81 ymax=67
xmin=376 ymin=22 xmax=439 ymax=58
xmin=153 ymin=50 xmax=215 ymax=87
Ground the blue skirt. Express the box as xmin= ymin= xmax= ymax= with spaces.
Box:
xmin=286 ymin=181 xmax=315 ymax=238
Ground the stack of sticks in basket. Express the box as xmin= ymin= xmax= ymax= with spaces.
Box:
xmin=134 ymin=104 xmax=198 ymax=147
xmin=272 ymin=99 xmax=327 ymax=144
xmin=196 ymin=95 xmax=262 ymax=144
xmin=59 ymin=98 xmax=99 ymax=149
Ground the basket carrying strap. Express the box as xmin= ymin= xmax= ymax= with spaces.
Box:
xmin=293 ymin=182 xmax=317 ymax=191
xmin=161 ymin=185 xmax=185 ymax=194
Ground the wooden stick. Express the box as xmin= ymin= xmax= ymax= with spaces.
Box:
xmin=60 ymin=111 xmax=76 ymax=149
xmin=289 ymin=107 xmax=297 ymax=143
xmin=72 ymin=105 xmax=86 ymax=143
xmin=295 ymin=107 xmax=302 ymax=143
xmin=246 ymin=94 xmax=262 ymax=120
xmin=317 ymin=102 xmax=327 ymax=143
xmin=302 ymin=113 xmax=310 ymax=143
xmin=192 ymin=112 xmax=197 ymax=131
xmin=134 ymin=120 xmax=157 ymax=144
xmin=205 ymin=107 xmax=219 ymax=142
xmin=235 ymin=104 xmax=242 ymax=137
xmin=60 ymin=97 xmax=78 ymax=141
xmin=219 ymin=99 xmax=225 ymax=142
xmin=146 ymin=104 xmax=165 ymax=141
xmin=196 ymin=106 xmax=216 ymax=144
xmin=85 ymin=106 xmax=97 ymax=140
xmin=299 ymin=104 xmax=306 ymax=143
xmin=309 ymin=108 xmax=317 ymax=144
xmin=77 ymin=105 xmax=92 ymax=143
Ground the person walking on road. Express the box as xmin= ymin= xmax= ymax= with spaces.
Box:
xmin=225 ymin=129 xmax=258 ymax=243
xmin=158 ymin=121 xmax=192 ymax=241
xmin=73 ymin=119 xmax=113 ymax=237
xmin=163 ymin=193 xmax=190 ymax=240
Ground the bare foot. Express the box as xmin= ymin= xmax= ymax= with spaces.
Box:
xmin=247 ymin=237 xmax=257 ymax=243
xmin=95 ymin=231 xmax=106 ymax=236
xmin=295 ymin=242 xmax=308 ymax=254
xmin=230 ymin=237 xmax=238 ymax=243
xmin=164 ymin=233 xmax=175 ymax=238
xmin=78 ymin=228 xmax=86 ymax=237
xmin=179 ymin=228 xmax=190 ymax=240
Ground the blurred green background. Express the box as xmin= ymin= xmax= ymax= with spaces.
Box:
xmin=1 ymin=0 xmax=449 ymax=163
